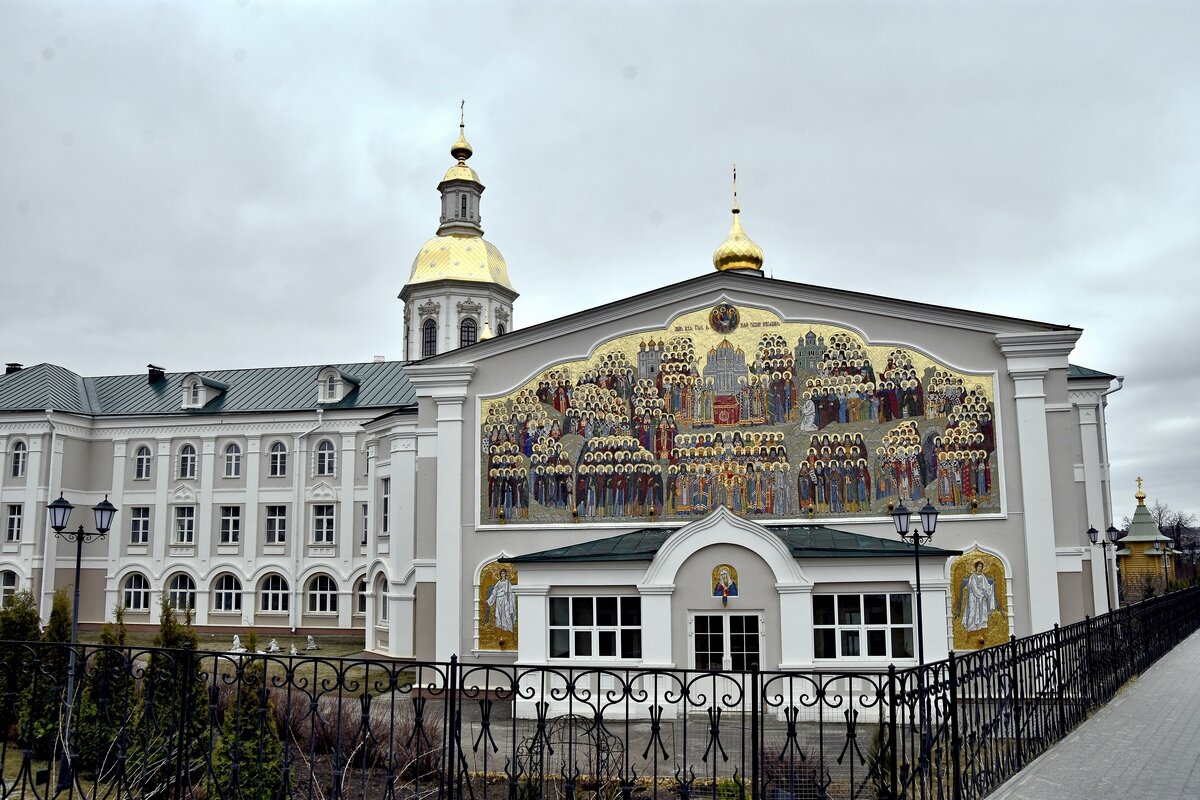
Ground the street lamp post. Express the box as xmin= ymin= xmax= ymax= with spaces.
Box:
xmin=892 ymin=501 xmax=940 ymax=667
xmin=1152 ymin=539 xmax=1171 ymax=587
xmin=1087 ymin=525 xmax=1124 ymax=612
xmin=46 ymin=493 xmax=117 ymax=790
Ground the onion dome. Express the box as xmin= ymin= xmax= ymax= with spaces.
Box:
xmin=407 ymin=235 xmax=515 ymax=291
xmin=713 ymin=165 xmax=764 ymax=272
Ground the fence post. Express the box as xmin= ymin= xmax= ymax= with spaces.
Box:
xmin=173 ymin=644 xmax=195 ymax=800
xmin=750 ymin=661 xmax=760 ymax=800
xmin=1009 ymin=634 xmax=1021 ymax=769
xmin=1053 ymin=624 xmax=1067 ymax=736
xmin=887 ymin=664 xmax=898 ymax=800
xmin=949 ymin=652 xmax=962 ymax=800
xmin=444 ymin=654 xmax=459 ymax=800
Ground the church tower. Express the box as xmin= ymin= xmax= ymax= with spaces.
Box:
xmin=400 ymin=109 xmax=518 ymax=360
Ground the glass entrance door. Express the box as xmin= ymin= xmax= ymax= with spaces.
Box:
xmin=692 ymin=613 xmax=761 ymax=671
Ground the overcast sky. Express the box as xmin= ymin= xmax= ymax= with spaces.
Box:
xmin=2 ymin=1 xmax=1197 ymax=517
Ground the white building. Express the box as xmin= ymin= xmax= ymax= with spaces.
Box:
xmin=0 ymin=122 xmax=1123 ymax=672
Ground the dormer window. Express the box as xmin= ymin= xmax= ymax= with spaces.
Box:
xmin=317 ymin=367 xmax=359 ymax=404
xmin=325 ymin=374 xmax=337 ymax=398
xmin=180 ymin=373 xmax=228 ymax=410
xmin=184 ymin=380 xmax=202 ymax=408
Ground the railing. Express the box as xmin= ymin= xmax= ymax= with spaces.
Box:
xmin=3 ymin=587 xmax=1199 ymax=800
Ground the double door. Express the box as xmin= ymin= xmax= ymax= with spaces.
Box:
xmin=692 ymin=612 xmax=761 ymax=671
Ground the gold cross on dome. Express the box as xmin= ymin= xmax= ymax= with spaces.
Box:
xmin=1136 ymin=476 xmax=1143 ymax=492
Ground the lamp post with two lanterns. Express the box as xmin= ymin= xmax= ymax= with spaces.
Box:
xmin=891 ymin=501 xmax=940 ymax=667
xmin=46 ymin=492 xmax=118 ymax=790
xmin=1086 ymin=525 xmax=1123 ymax=611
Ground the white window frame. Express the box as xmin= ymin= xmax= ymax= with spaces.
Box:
xmin=259 ymin=574 xmax=289 ymax=613
xmin=224 ymin=443 xmax=241 ymax=478
xmin=548 ymin=595 xmax=642 ymax=661
xmin=361 ymin=502 xmax=369 ymax=545
xmin=212 ymin=574 xmax=242 ymax=613
xmin=265 ymin=505 xmax=287 ymax=544
xmin=689 ymin=611 xmax=763 ymax=671
xmin=122 ymin=573 xmax=150 ymax=611
xmin=307 ymin=575 xmax=338 ymax=614
xmin=134 ymin=445 xmax=152 ymax=480
xmin=219 ymin=505 xmax=241 ymax=544
xmin=312 ymin=504 xmax=335 ymax=544
xmin=314 ymin=440 xmax=336 ymax=477
xmin=174 ymin=506 xmax=196 ymax=544
xmin=178 ymin=444 xmax=197 ymax=480
xmin=381 ymin=478 xmax=390 ymax=535
xmin=129 ymin=506 xmax=150 ymax=545
xmin=1 ymin=570 xmax=18 ymax=603
xmin=812 ymin=592 xmax=915 ymax=662
xmin=269 ymin=441 xmax=288 ymax=477
xmin=323 ymin=373 xmax=338 ymax=401
xmin=10 ymin=441 xmax=27 ymax=479
xmin=5 ymin=504 xmax=22 ymax=543
xmin=356 ymin=577 xmax=367 ymax=615
xmin=375 ymin=577 xmax=389 ymax=624
xmin=168 ymin=573 xmax=195 ymax=610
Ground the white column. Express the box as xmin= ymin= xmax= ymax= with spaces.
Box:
xmin=36 ymin=432 xmax=61 ymax=621
xmin=105 ymin=441 xmax=127 ymax=620
xmin=197 ymin=438 xmax=216 ymax=568
xmin=434 ymin=393 xmax=466 ymax=661
xmin=638 ymin=586 xmax=674 ymax=667
xmin=337 ymin=434 xmax=356 ymax=568
xmin=919 ymin=579 xmax=951 ymax=661
xmin=391 ymin=434 xmax=417 ymax=597
xmin=152 ymin=440 xmax=171 ymax=575
xmin=243 ymin=437 xmax=261 ymax=576
xmin=1073 ymin=390 xmax=1111 ymax=613
xmin=514 ymin=586 xmax=549 ymax=663
xmin=390 ymin=591 xmax=415 ymax=658
xmin=778 ymin=585 xmax=813 ymax=668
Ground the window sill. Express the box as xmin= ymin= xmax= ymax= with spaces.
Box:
xmin=257 ymin=610 xmax=289 ymax=616
xmin=128 ymin=545 xmax=148 ymax=555
xmin=2 ymin=543 xmax=19 ymax=553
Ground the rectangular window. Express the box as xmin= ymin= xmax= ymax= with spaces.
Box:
xmin=5 ymin=505 xmax=22 ymax=543
xmin=548 ymin=596 xmax=642 ymax=660
xmin=174 ymin=506 xmax=196 ymax=544
xmin=130 ymin=506 xmax=150 ymax=545
xmin=381 ymin=478 xmax=390 ymax=534
xmin=220 ymin=506 xmax=241 ymax=544
xmin=313 ymin=504 xmax=335 ymax=544
xmin=813 ymin=593 xmax=914 ymax=660
xmin=265 ymin=505 xmax=287 ymax=544
xmin=361 ymin=502 xmax=369 ymax=546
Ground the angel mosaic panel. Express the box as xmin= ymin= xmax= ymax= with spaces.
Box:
xmin=480 ymin=303 xmax=999 ymax=525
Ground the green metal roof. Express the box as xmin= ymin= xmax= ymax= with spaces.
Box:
xmin=0 ymin=361 xmax=415 ymax=417
xmin=505 ymin=525 xmax=959 ymax=564
xmin=1067 ymin=364 xmax=1115 ymax=380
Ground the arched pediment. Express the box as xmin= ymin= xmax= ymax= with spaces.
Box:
xmin=639 ymin=506 xmax=809 ymax=590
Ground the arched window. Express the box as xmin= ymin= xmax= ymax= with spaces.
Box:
xmin=224 ymin=443 xmax=241 ymax=478
xmin=122 ymin=574 xmax=150 ymax=610
xmin=308 ymin=575 xmax=338 ymax=613
xmin=269 ymin=441 xmax=288 ymax=477
xmin=375 ymin=576 xmax=389 ymax=624
xmin=134 ymin=445 xmax=152 ymax=480
xmin=356 ymin=577 xmax=368 ymax=615
xmin=315 ymin=440 xmax=336 ymax=476
xmin=422 ymin=319 xmax=438 ymax=358
xmin=178 ymin=444 xmax=197 ymax=479
xmin=212 ymin=574 xmax=242 ymax=612
xmin=168 ymin=574 xmax=195 ymax=610
xmin=260 ymin=574 xmax=289 ymax=613
xmin=459 ymin=318 xmax=478 ymax=348
xmin=1 ymin=570 xmax=18 ymax=603
xmin=10 ymin=442 xmax=27 ymax=478
xmin=324 ymin=373 xmax=338 ymax=400
xmin=497 ymin=323 xmax=506 ymax=336
xmin=188 ymin=382 xmax=201 ymax=405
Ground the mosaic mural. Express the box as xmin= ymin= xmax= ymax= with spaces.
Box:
xmin=950 ymin=547 xmax=1009 ymax=650
xmin=478 ymin=560 xmax=518 ymax=651
xmin=712 ymin=563 xmax=739 ymax=605
xmin=480 ymin=303 xmax=999 ymax=525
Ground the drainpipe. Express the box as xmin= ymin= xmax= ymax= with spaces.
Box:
xmin=42 ymin=409 xmax=59 ymax=623
xmin=291 ymin=409 xmax=323 ymax=632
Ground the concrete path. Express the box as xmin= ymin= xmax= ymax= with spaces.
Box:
xmin=988 ymin=628 xmax=1200 ymax=799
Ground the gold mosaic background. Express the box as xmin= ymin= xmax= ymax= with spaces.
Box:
xmin=480 ymin=303 xmax=999 ymax=525
xmin=950 ymin=548 xmax=1009 ymax=650
xmin=477 ymin=560 xmax=518 ymax=651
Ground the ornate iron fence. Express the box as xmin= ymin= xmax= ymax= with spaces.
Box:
xmin=3 ymin=587 xmax=1199 ymax=800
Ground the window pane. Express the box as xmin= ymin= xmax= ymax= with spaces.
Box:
xmin=550 ymin=629 xmax=570 ymax=659
xmin=865 ymin=594 xmax=888 ymax=625
xmin=572 ymin=597 xmax=593 ymax=626
xmin=620 ymin=597 xmax=641 ymax=625
xmin=573 ymin=630 xmax=592 ymax=657
xmin=814 ymin=629 xmax=836 ymax=659
xmin=891 ymin=628 xmax=915 ymax=659
xmin=596 ymin=597 xmax=618 ymax=626
xmin=867 ymin=629 xmax=887 ymax=657
xmin=549 ymin=597 xmax=570 ymax=627
xmin=813 ymin=595 xmax=835 ymax=625
xmin=841 ymin=630 xmax=861 ymax=656
xmin=598 ymin=630 xmax=616 ymax=657
xmin=620 ymin=629 xmax=642 ymax=659
xmin=890 ymin=594 xmax=914 ymax=624
xmin=838 ymin=595 xmax=862 ymax=625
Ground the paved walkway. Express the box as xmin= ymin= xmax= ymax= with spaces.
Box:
xmin=989 ymin=628 xmax=1200 ymax=799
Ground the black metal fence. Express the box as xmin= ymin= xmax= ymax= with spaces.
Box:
xmin=3 ymin=587 xmax=1199 ymax=800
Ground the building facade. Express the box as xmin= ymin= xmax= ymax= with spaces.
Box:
xmin=0 ymin=124 xmax=1124 ymax=673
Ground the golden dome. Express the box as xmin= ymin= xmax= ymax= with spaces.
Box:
xmin=713 ymin=165 xmax=764 ymax=272
xmin=451 ymin=125 xmax=473 ymax=162
xmin=407 ymin=234 xmax=515 ymax=291
xmin=442 ymin=162 xmax=481 ymax=183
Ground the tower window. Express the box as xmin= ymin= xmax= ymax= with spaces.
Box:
xmin=460 ymin=317 xmax=478 ymax=348
xmin=497 ymin=323 xmax=506 ymax=336
xmin=422 ymin=319 xmax=438 ymax=357
xmin=460 ymin=194 xmax=467 ymax=218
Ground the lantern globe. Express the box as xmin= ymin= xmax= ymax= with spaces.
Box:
xmin=47 ymin=493 xmax=75 ymax=532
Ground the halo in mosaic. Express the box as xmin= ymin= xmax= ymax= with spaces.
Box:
xmin=480 ymin=303 xmax=999 ymax=526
